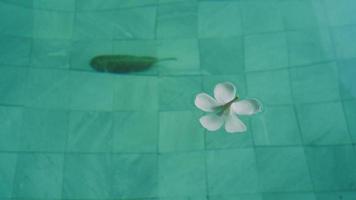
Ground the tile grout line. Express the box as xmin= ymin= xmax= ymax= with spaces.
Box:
xmin=323 ymin=0 xmax=356 ymax=148
xmin=9 ymin=1 xmax=35 ymax=196
xmin=283 ymin=5 xmax=318 ymax=194
xmin=59 ymin=0 xmax=78 ymax=198
xmin=59 ymin=110 xmax=70 ymax=199
xmin=325 ymin=0 xmax=356 ymax=144
xmin=196 ymin=1 xmax=212 ymax=197
xmin=201 ymin=74 xmax=211 ymax=199
xmin=3 ymin=1 xmax=356 ymax=199
xmin=239 ymin=0 xmax=262 ymax=195
xmin=154 ymin=2 xmax=161 ymax=199
xmin=2 ymin=141 xmax=356 ymax=155
xmin=0 ymin=0 xmax=159 ymax=13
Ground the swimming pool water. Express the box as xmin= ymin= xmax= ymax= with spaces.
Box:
xmin=1 ymin=0 xmax=356 ymax=199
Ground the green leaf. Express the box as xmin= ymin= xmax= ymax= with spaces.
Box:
xmin=90 ymin=55 xmax=175 ymax=74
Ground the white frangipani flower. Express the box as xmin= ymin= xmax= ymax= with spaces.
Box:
xmin=194 ymin=82 xmax=262 ymax=133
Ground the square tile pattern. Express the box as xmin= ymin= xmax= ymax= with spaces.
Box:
xmin=1 ymin=0 xmax=356 ymax=199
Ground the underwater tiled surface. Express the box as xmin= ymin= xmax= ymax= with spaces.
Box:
xmin=113 ymin=111 xmax=157 ymax=153
xmin=207 ymin=148 xmax=259 ymax=195
xmin=287 ymin=29 xmax=334 ymax=66
xmin=68 ymin=111 xmax=113 ymax=152
xmin=198 ymin=1 xmax=242 ymax=38
xmin=199 ymin=37 xmax=244 ymax=74
xmin=241 ymin=0 xmax=284 ymax=34
xmin=255 ymin=147 xmax=313 ymax=192
xmin=13 ymin=153 xmax=64 ymax=199
xmin=290 ymin=62 xmax=339 ymax=103
xmin=63 ymin=154 xmax=111 ymax=199
xmin=245 ymin=32 xmax=288 ymax=71
xmin=247 ymin=69 xmax=293 ymax=105
xmin=159 ymin=152 xmax=206 ymax=196
xmin=0 ymin=0 xmax=356 ymax=199
xmin=251 ymin=105 xmax=302 ymax=145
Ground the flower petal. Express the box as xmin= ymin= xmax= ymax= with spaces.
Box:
xmin=224 ymin=113 xmax=247 ymax=133
xmin=231 ymin=99 xmax=262 ymax=115
xmin=199 ymin=114 xmax=224 ymax=131
xmin=214 ymin=82 xmax=236 ymax=104
xmin=195 ymin=93 xmax=219 ymax=112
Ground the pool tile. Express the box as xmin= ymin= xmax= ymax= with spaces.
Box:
xmin=287 ymin=30 xmax=334 ymax=66
xmin=68 ymin=111 xmax=113 ymax=153
xmin=241 ymin=0 xmax=284 ymax=34
xmin=25 ymin=68 xmax=70 ymax=109
xmin=20 ymin=108 xmax=68 ymax=152
xmin=290 ymin=63 xmax=340 ymax=103
xmin=69 ymin=71 xmax=115 ymax=111
xmin=73 ymin=11 xmax=115 ymax=40
xmin=0 ymin=67 xmax=28 ymax=105
xmin=77 ymin=0 xmax=157 ymax=11
xmin=31 ymin=39 xmax=71 ymax=69
xmin=247 ymin=70 xmax=293 ymax=105
xmin=315 ymin=191 xmax=356 ymax=200
xmin=324 ymin=0 xmax=356 ymax=26
xmin=113 ymin=40 xmax=157 ymax=57
xmin=210 ymin=194 xmax=262 ymax=200
xmin=74 ymin=6 xmax=156 ymax=39
xmin=0 ymin=3 xmax=33 ymax=37
xmin=0 ymin=106 xmax=22 ymax=151
xmin=160 ymin=198 xmax=205 ymax=200
xmin=113 ymin=7 xmax=157 ymax=40
xmin=70 ymin=40 xmax=112 ymax=71
xmin=1 ymin=0 xmax=33 ymax=7
xmin=332 ymin=26 xmax=356 ymax=59
xmin=114 ymin=76 xmax=158 ymax=111
xmin=0 ymin=36 xmax=31 ymax=66
xmin=13 ymin=153 xmax=64 ymax=199
xmin=198 ymin=1 xmax=242 ymax=38
xmin=159 ymin=152 xmax=206 ymax=196
xmin=207 ymin=149 xmax=259 ymax=195
xmin=0 ymin=153 xmax=17 ymax=198
xmin=63 ymin=154 xmax=111 ymax=199
xmin=263 ymin=192 xmax=316 ymax=200
xmin=344 ymin=100 xmax=356 ymax=142
xmin=199 ymin=37 xmax=244 ymax=75
xmin=256 ymin=147 xmax=313 ymax=192
xmin=160 ymin=0 xmax=194 ymax=3
xmin=338 ymin=58 xmax=356 ymax=100
xmin=157 ymin=39 xmax=200 ymax=75
xmin=157 ymin=1 xmax=197 ymax=39
xmin=252 ymin=105 xmax=302 ymax=145
xmin=159 ymin=110 xmax=204 ymax=152
xmin=33 ymin=10 xmax=74 ymax=40
xmin=113 ymin=111 xmax=158 ymax=153
xmin=305 ymin=145 xmax=356 ymax=191
xmin=33 ymin=0 xmax=75 ymax=11
xmin=116 ymin=0 xmax=157 ymax=7
xmin=245 ymin=33 xmax=288 ymax=71
xmin=281 ymin=0 xmax=327 ymax=30
xmin=159 ymin=76 xmax=201 ymax=111
xmin=160 ymin=197 xmax=205 ymax=200
xmin=112 ymin=154 xmax=158 ymax=198
xmin=297 ymin=102 xmax=350 ymax=145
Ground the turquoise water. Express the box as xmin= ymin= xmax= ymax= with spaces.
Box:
xmin=1 ymin=0 xmax=356 ymax=199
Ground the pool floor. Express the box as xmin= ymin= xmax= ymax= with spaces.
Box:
xmin=1 ymin=0 xmax=356 ymax=199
